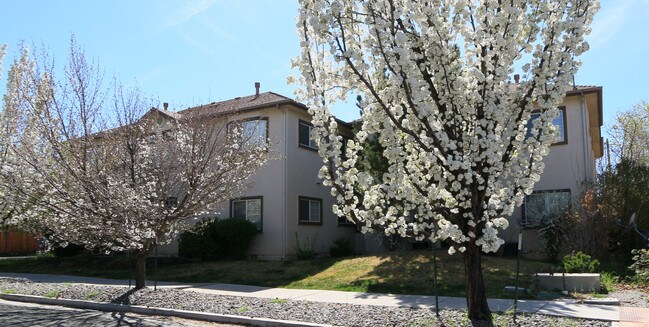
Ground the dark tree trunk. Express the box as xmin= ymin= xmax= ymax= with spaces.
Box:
xmin=463 ymin=242 xmax=492 ymax=324
xmin=134 ymin=248 xmax=152 ymax=289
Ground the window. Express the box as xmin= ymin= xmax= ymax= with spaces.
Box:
xmin=522 ymin=189 xmax=571 ymax=228
xmin=165 ymin=196 xmax=178 ymax=209
xmin=161 ymin=129 xmax=174 ymax=141
xmin=231 ymin=197 xmax=263 ymax=231
xmin=340 ymin=136 xmax=351 ymax=160
xmin=298 ymin=196 xmax=322 ymax=224
xmin=526 ymin=106 xmax=567 ymax=144
xmin=298 ymin=120 xmax=317 ymax=150
xmin=229 ymin=118 xmax=268 ymax=149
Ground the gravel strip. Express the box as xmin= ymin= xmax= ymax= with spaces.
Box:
xmin=607 ymin=288 xmax=649 ymax=307
xmin=0 ymin=278 xmax=611 ymax=327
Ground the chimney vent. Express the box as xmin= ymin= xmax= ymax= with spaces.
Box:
xmin=255 ymin=82 xmax=260 ymax=96
xmin=514 ymin=74 xmax=520 ymax=84
xmin=163 ymin=102 xmax=169 ymax=111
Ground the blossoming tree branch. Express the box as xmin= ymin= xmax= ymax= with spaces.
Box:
xmin=0 ymin=42 xmax=268 ymax=289
xmin=293 ymin=0 xmax=597 ymax=322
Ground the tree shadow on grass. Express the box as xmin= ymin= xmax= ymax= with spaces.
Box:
xmin=358 ymin=249 xmax=554 ymax=299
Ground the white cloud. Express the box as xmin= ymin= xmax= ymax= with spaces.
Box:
xmin=168 ymin=0 xmax=217 ymax=26
xmin=202 ymin=20 xmax=237 ymax=43
xmin=177 ymin=28 xmax=217 ymax=54
xmin=587 ymin=0 xmax=633 ymax=48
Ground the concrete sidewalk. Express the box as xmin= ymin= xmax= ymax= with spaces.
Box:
xmin=0 ymin=272 xmax=644 ymax=324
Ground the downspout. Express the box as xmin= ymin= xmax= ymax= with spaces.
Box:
xmin=281 ymin=104 xmax=288 ymax=259
xmin=579 ymin=91 xmax=591 ymax=252
xmin=579 ymin=92 xmax=590 ymax=181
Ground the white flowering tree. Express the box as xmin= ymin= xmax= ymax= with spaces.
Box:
xmin=609 ymin=102 xmax=649 ymax=166
xmin=0 ymin=43 xmax=267 ymax=289
xmin=293 ymin=0 xmax=597 ymax=322
xmin=0 ymin=43 xmax=11 ymax=223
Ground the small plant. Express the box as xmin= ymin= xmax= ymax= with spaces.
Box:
xmin=269 ymin=298 xmax=288 ymax=304
xmin=562 ymin=251 xmax=600 ymax=273
xmin=235 ymin=306 xmax=249 ymax=314
xmin=84 ymin=291 xmax=99 ymax=300
xmin=629 ymin=249 xmax=649 ymax=285
xmin=329 ymin=237 xmax=354 ymax=258
xmin=295 ymin=232 xmax=317 ymax=260
xmin=600 ymin=272 xmax=618 ymax=293
xmin=1 ymin=289 xmax=16 ymax=294
xmin=44 ymin=290 xmax=59 ymax=298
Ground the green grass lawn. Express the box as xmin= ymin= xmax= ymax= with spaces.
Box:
xmin=0 ymin=250 xmax=562 ymax=299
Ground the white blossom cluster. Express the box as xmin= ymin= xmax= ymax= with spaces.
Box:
xmin=293 ymin=0 xmax=597 ymax=254
xmin=0 ymin=46 xmax=268 ymax=256
xmin=0 ymin=44 xmax=6 ymax=79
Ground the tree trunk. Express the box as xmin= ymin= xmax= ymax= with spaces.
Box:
xmin=463 ymin=242 xmax=492 ymax=324
xmin=134 ymin=249 xmax=151 ymax=289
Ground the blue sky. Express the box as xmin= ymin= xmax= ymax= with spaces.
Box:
xmin=1 ymin=0 xmax=648 ymax=126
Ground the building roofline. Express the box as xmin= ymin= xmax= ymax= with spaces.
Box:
xmin=565 ymin=86 xmax=603 ymax=127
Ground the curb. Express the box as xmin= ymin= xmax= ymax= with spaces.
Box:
xmin=0 ymin=294 xmax=334 ymax=327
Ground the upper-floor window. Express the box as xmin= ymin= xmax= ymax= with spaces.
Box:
xmin=340 ymin=136 xmax=351 ymax=160
xmin=164 ymin=196 xmax=178 ymax=209
xmin=231 ymin=196 xmax=263 ymax=231
xmin=298 ymin=196 xmax=322 ymax=225
xmin=526 ymin=106 xmax=567 ymax=144
xmin=298 ymin=120 xmax=317 ymax=150
xmin=522 ymin=189 xmax=571 ymax=229
xmin=229 ymin=118 xmax=268 ymax=150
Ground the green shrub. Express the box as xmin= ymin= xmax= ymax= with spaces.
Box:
xmin=629 ymin=249 xmax=649 ymax=285
xmin=562 ymin=251 xmax=600 ymax=273
xmin=178 ymin=218 xmax=258 ymax=260
xmin=51 ymin=243 xmax=85 ymax=257
xmin=178 ymin=219 xmax=211 ymax=259
xmin=329 ymin=237 xmax=354 ymax=258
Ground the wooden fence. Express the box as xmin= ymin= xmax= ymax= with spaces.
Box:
xmin=0 ymin=230 xmax=39 ymax=255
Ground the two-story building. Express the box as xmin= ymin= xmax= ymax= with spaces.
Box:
xmin=156 ymin=83 xmax=356 ymax=259
xmin=157 ymin=83 xmax=603 ymax=259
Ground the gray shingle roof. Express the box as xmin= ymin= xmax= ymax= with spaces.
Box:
xmin=566 ymin=85 xmax=602 ymax=95
xmin=177 ymin=92 xmax=304 ymax=119
xmin=150 ymin=91 xmax=354 ymax=128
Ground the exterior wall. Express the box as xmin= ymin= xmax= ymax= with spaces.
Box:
xmin=506 ymin=94 xmax=599 ymax=256
xmin=283 ymin=107 xmax=356 ymax=258
xmin=222 ymin=107 xmax=288 ymax=259
xmin=155 ymin=107 xmax=287 ymax=258
xmin=157 ymin=104 xmax=356 ymax=260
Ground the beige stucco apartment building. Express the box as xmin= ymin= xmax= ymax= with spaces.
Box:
xmin=158 ymin=84 xmax=603 ymax=259
xmin=156 ymin=85 xmax=356 ymax=259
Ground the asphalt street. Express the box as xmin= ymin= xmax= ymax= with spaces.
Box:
xmin=0 ymin=299 xmax=240 ymax=327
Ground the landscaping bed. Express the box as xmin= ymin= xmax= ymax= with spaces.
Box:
xmin=0 ymin=278 xmax=611 ymax=327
